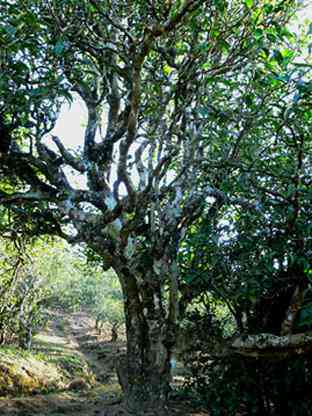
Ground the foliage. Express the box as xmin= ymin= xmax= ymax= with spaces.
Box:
xmin=184 ymin=353 xmax=312 ymax=416
xmin=39 ymin=242 xmax=125 ymax=333
xmin=179 ymin=10 xmax=311 ymax=328
xmin=40 ymin=243 xmax=102 ymax=311
xmin=178 ymin=20 xmax=312 ymax=414
xmin=0 ymin=232 xmax=124 ymax=349
xmin=92 ymin=270 xmax=125 ymax=339
xmin=0 ymin=238 xmax=50 ymax=349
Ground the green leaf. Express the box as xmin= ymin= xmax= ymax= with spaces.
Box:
xmin=163 ymin=64 xmax=173 ymax=76
xmin=198 ymin=107 xmax=209 ymax=117
xmin=245 ymin=0 xmax=254 ymax=8
xmin=4 ymin=24 xmax=17 ymax=36
xmin=273 ymin=50 xmax=284 ymax=65
xmin=254 ymin=28 xmax=263 ymax=41
xmin=219 ymin=40 xmax=230 ymax=53
xmin=29 ymin=87 xmax=50 ymax=97
xmin=53 ymin=40 xmax=66 ymax=56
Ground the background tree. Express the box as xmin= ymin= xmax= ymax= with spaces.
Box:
xmin=178 ymin=29 xmax=312 ymax=414
xmin=180 ymin=49 xmax=312 ymax=343
xmin=92 ymin=269 xmax=125 ymax=342
xmin=0 ymin=0 xmax=301 ymax=412
xmin=0 ymin=236 xmax=51 ymax=349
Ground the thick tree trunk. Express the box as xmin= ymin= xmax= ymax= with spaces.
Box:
xmin=117 ymin=311 xmax=172 ymax=413
xmin=114 ymin=265 xmax=173 ymax=414
xmin=118 ymin=345 xmax=171 ymax=413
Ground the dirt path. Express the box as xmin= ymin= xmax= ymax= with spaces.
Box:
xmin=0 ymin=310 xmax=208 ymax=416
xmin=0 ymin=310 xmax=124 ymax=416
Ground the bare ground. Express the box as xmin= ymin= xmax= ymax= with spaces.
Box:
xmin=0 ymin=310 xmax=208 ymax=416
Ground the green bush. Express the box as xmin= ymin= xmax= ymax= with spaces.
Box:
xmin=0 ymin=240 xmax=49 ymax=349
xmin=183 ymin=312 xmax=312 ymax=416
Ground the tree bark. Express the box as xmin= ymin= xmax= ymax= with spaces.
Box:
xmin=115 ymin=266 xmax=173 ymax=413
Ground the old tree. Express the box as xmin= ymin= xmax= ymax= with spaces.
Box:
xmin=0 ymin=0 xmax=307 ymax=412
